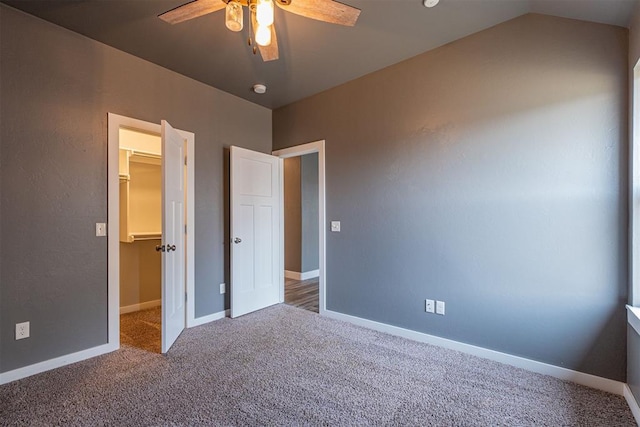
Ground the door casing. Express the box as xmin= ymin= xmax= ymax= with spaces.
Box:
xmin=273 ymin=140 xmax=327 ymax=314
xmin=107 ymin=113 xmax=195 ymax=349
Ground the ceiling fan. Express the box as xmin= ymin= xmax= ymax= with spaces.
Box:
xmin=159 ymin=0 xmax=361 ymax=62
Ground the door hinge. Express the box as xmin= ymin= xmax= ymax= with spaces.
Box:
xmin=185 ymin=292 xmax=187 ymax=303
xmin=185 ymin=224 xmax=187 ymax=234
xmin=184 ymin=156 xmax=187 ymax=166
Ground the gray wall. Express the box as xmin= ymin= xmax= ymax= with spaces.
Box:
xmin=273 ymin=14 xmax=628 ymax=381
xmin=301 ymin=153 xmax=319 ymax=272
xmin=0 ymin=5 xmax=271 ymax=373
xmin=284 ymin=157 xmax=302 ymax=272
xmin=628 ymin=1 xmax=640 ymax=408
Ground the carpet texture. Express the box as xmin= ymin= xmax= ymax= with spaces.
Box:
xmin=120 ymin=306 xmax=161 ymax=353
xmin=0 ymin=304 xmax=635 ymax=426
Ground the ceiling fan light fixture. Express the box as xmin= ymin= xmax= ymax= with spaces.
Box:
xmin=255 ymin=24 xmax=271 ymax=46
xmin=225 ymin=0 xmax=243 ymax=32
xmin=256 ymin=0 xmax=274 ymax=26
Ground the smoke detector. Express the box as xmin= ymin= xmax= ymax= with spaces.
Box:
xmin=253 ymin=84 xmax=267 ymax=94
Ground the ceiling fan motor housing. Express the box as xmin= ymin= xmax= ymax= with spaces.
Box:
xmin=222 ymin=0 xmax=290 ymax=6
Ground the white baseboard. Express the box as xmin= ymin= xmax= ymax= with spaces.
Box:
xmin=628 ymin=305 xmax=640 ymax=336
xmin=187 ymin=309 xmax=229 ymax=328
xmin=285 ymin=269 xmax=319 ymax=280
xmin=624 ymin=385 xmax=640 ymax=426
xmin=324 ymin=310 xmax=625 ymax=396
xmin=0 ymin=342 xmax=117 ymax=385
xmin=120 ymin=299 xmax=161 ymax=314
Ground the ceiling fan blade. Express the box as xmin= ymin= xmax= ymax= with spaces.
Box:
xmin=276 ymin=0 xmax=360 ymax=27
xmin=159 ymin=0 xmax=225 ymax=24
xmin=251 ymin=13 xmax=279 ymax=62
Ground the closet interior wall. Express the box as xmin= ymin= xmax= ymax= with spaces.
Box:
xmin=119 ymin=128 xmax=162 ymax=313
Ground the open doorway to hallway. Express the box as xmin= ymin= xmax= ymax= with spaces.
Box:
xmin=283 ymin=153 xmax=319 ymax=313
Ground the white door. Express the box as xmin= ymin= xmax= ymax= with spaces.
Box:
xmin=230 ymin=146 xmax=282 ymax=318
xmin=161 ymin=120 xmax=186 ymax=352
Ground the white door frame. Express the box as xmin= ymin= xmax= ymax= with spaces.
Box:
xmin=107 ymin=113 xmax=196 ymax=349
xmin=272 ymin=140 xmax=327 ymax=314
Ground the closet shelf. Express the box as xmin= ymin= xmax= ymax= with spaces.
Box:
xmin=130 ymin=151 xmax=161 ymax=166
xmin=120 ymin=147 xmax=162 ymax=244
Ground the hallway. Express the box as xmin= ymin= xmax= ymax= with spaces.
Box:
xmin=284 ymin=277 xmax=319 ymax=313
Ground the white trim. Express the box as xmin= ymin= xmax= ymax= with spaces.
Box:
xmin=629 ymin=305 xmax=640 ymax=337
xmin=182 ymin=129 xmax=196 ymax=330
xmin=285 ymin=269 xmax=320 ymax=280
xmin=273 ymin=141 xmax=326 ymax=315
xmin=0 ymin=343 xmax=116 ymax=385
xmin=324 ymin=309 xmax=625 ymax=396
xmin=625 ymin=384 xmax=640 ymax=426
xmin=284 ymin=270 xmax=299 ymax=279
xmin=632 ymin=61 xmax=640 ymax=307
xmin=108 ymin=113 xmax=196 ymax=349
xmin=188 ymin=309 xmax=230 ymax=328
xmin=119 ymin=299 xmax=162 ymax=314
xmin=279 ymin=157 xmax=285 ymax=304
xmin=632 ymin=59 xmax=640 ymax=309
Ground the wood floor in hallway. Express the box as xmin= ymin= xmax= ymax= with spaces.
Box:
xmin=285 ymin=277 xmax=319 ymax=313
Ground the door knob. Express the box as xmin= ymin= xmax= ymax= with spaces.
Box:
xmin=233 ymin=237 xmax=242 ymax=244
xmin=155 ymin=244 xmax=165 ymax=252
xmin=167 ymin=244 xmax=176 ymax=252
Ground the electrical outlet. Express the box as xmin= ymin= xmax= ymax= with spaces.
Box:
xmin=425 ymin=299 xmax=435 ymax=313
xmin=16 ymin=321 xmax=30 ymax=340
xmin=436 ymin=300 xmax=445 ymax=315
xmin=219 ymin=283 xmax=226 ymax=294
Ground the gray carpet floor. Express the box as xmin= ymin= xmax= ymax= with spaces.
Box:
xmin=0 ymin=304 xmax=635 ymax=426
xmin=120 ymin=306 xmax=161 ymax=354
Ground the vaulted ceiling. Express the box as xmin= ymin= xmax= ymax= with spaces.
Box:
xmin=2 ymin=0 xmax=636 ymax=108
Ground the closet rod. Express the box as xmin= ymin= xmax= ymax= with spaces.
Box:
xmin=130 ymin=233 xmax=162 ymax=241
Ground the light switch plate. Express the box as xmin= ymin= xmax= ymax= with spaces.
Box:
xmin=95 ymin=223 xmax=107 ymax=237
xmin=331 ymin=221 xmax=341 ymax=232
xmin=436 ymin=300 xmax=445 ymax=315
xmin=220 ymin=283 xmax=226 ymax=294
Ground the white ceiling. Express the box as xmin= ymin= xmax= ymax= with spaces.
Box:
xmin=2 ymin=0 xmax=637 ymax=108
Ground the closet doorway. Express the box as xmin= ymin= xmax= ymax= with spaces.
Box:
xmin=119 ymin=128 xmax=163 ymax=352
xmin=107 ymin=114 xmax=195 ymax=354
